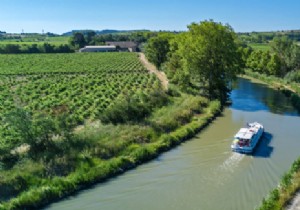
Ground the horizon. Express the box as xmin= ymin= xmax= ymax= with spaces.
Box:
xmin=2 ymin=28 xmax=300 ymax=36
xmin=1 ymin=0 xmax=300 ymax=34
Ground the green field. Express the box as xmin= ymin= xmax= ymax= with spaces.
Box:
xmin=248 ymin=43 xmax=271 ymax=51
xmin=0 ymin=36 xmax=69 ymax=46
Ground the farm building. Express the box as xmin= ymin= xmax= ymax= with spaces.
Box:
xmin=105 ymin=41 xmax=138 ymax=52
xmin=79 ymin=46 xmax=116 ymax=52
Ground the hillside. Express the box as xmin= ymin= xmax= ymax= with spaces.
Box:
xmin=62 ymin=29 xmax=150 ymax=36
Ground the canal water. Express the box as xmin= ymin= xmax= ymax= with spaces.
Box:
xmin=46 ymin=78 xmax=300 ymax=210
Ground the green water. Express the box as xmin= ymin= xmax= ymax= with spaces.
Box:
xmin=46 ymin=78 xmax=300 ymax=210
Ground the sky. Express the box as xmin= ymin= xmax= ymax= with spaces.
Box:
xmin=1 ymin=0 xmax=300 ymax=34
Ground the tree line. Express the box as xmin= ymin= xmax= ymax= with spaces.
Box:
xmin=145 ymin=22 xmax=300 ymax=102
xmin=68 ymin=31 xmax=160 ymax=49
xmin=0 ymin=31 xmax=161 ymax=53
xmin=245 ymin=37 xmax=300 ymax=79
xmin=0 ymin=43 xmax=73 ymax=54
xmin=238 ymin=30 xmax=300 ymax=43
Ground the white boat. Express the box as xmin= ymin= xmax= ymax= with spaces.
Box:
xmin=231 ymin=122 xmax=264 ymax=154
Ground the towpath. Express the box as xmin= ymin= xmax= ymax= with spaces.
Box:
xmin=286 ymin=192 xmax=300 ymax=210
xmin=138 ymin=53 xmax=168 ymax=90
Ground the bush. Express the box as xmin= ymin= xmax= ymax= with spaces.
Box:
xmin=101 ymin=89 xmax=168 ymax=124
xmin=149 ymin=94 xmax=208 ymax=132
xmin=284 ymin=70 xmax=300 ymax=83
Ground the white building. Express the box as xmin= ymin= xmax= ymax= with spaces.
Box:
xmin=79 ymin=46 xmax=116 ymax=52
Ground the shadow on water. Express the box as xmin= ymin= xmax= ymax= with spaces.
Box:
xmin=251 ymin=132 xmax=274 ymax=158
xmin=230 ymin=78 xmax=299 ymax=116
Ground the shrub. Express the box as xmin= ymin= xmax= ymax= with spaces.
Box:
xmin=284 ymin=70 xmax=300 ymax=83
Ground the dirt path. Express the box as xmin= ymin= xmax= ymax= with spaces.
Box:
xmin=138 ymin=53 xmax=169 ymax=90
xmin=286 ymin=192 xmax=300 ymax=210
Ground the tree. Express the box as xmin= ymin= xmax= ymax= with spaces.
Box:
xmin=246 ymin=50 xmax=284 ymax=76
xmin=69 ymin=32 xmax=86 ymax=49
xmin=267 ymin=54 xmax=282 ymax=76
xmin=41 ymin=43 xmax=55 ymax=53
xmin=175 ymin=20 xmax=242 ymax=101
xmin=4 ymin=44 xmax=20 ymax=53
xmin=246 ymin=50 xmax=262 ymax=72
xmin=85 ymin=31 xmax=96 ymax=45
xmin=145 ymin=33 xmax=174 ymax=69
xmin=4 ymin=109 xmax=72 ymax=162
xmin=271 ymin=36 xmax=300 ymax=74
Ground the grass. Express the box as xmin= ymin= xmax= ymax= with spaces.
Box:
xmin=148 ymin=93 xmax=209 ymax=132
xmin=0 ymin=36 xmax=69 ymax=46
xmin=248 ymin=43 xmax=271 ymax=51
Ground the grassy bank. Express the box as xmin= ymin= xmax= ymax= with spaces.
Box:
xmin=244 ymin=70 xmax=300 ymax=210
xmin=0 ymin=92 xmax=221 ymax=209
xmin=257 ymin=157 xmax=300 ymax=210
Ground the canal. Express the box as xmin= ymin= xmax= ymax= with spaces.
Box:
xmin=46 ymin=77 xmax=300 ymax=210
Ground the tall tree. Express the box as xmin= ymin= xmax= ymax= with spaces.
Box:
xmin=145 ymin=33 xmax=174 ymax=69
xmin=85 ymin=31 xmax=96 ymax=45
xmin=271 ymin=36 xmax=300 ymax=74
xmin=69 ymin=32 xmax=86 ymax=49
xmin=175 ymin=20 xmax=242 ymax=101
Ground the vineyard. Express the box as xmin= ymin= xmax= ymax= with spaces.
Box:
xmin=0 ymin=53 xmax=146 ymax=74
xmin=0 ymin=52 xmax=161 ymax=147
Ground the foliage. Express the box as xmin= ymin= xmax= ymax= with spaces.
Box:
xmin=170 ymin=20 xmax=242 ymax=101
xmin=148 ymin=94 xmax=209 ymax=132
xmin=0 ymin=99 xmax=221 ymax=209
xmin=271 ymin=36 xmax=300 ymax=74
xmin=3 ymin=109 xmax=73 ymax=163
xmin=0 ymin=43 xmax=73 ymax=54
xmin=69 ymin=32 xmax=86 ymax=49
xmin=244 ymin=35 xmax=300 ymax=78
xmin=87 ymin=31 xmax=158 ymax=45
xmin=100 ymin=87 xmax=168 ymax=124
xmin=237 ymin=30 xmax=300 ymax=44
xmin=284 ymin=70 xmax=300 ymax=83
xmin=246 ymin=50 xmax=282 ymax=76
xmin=145 ymin=33 xmax=174 ymax=69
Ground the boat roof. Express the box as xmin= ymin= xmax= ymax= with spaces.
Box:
xmin=234 ymin=128 xmax=254 ymax=139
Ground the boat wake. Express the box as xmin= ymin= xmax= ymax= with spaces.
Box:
xmin=219 ymin=153 xmax=244 ymax=172
xmin=211 ymin=153 xmax=245 ymax=186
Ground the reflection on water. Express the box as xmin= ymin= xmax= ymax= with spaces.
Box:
xmin=231 ymin=78 xmax=299 ymax=116
xmin=45 ymin=78 xmax=300 ymax=210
